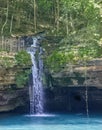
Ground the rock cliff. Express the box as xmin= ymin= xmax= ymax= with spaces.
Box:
xmin=52 ymin=58 xmax=102 ymax=88
xmin=0 ymin=58 xmax=102 ymax=113
xmin=0 ymin=88 xmax=29 ymax=112
xmin=0 ymin=51 xmax=30 ymax=113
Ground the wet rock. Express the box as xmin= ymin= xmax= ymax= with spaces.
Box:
xmin=0 ymin=89 xmax=29 ymax=112
xmin=44 ymin=86 xmax=102 ymax=113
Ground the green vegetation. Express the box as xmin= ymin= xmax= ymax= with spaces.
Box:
xmin=15 ymin=50 xmax=31 ymax=87
xmin=43 ymin=0 xmax=102 ymax=72
xmin=0 ymin=0 xmax=102 ymax=73
xmin=15 ymin=50 xmax=31 ymax=67
xmin=0 ymin=50 xmax=31 ymax=87
xmin=15 ymin=69 xmax=31 ymax=87
xmin=0 ymin=50 xmax=31 ymax=68
xmin=0 ymin=56 xmax=15 ymax=68
xmin=0 ymin=0 xmax=101 ymax=35
xmin=46 ymin=43 xmax=102 ymax=72
xmin=0 ymin=52 xmax=16 ymax=68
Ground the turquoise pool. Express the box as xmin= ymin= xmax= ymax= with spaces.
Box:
xmin=0 ymin=113 xmax=102 ymax=130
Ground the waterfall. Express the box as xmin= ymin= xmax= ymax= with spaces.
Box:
xmin=84 ymin=63 xmax=89 ymax=118
xmin=28 ymin=37 xmax=44 ymax=114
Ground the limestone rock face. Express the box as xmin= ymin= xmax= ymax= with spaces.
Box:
xmin=0 ymin=57 xmax=102 ymax=113
xmin=0 ymin=89 xmax=29 ymax=112
xmin=0 ymin=50 xmax=31 ymax=112
xmin=0 ymin=67 xmax=29 ymax=113
xmin=43 ymin=59 xmax=102 ymax=113
xmin=51 ymin=59 xmax=102 ymax=88
xmin=0 ymin=68 xmax=16 ymax=86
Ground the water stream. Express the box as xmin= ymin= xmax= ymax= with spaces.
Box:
xmin=84 ymin=62 xmax=89 ymax=118
xmin=28 ymin=37 xmax=44 ymax=115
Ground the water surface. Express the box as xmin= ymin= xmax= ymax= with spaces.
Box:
xmin=0 ymin=113 xmax=102 ymax=130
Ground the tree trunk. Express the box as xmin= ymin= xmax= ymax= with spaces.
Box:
xmin=1 ymin=0 xmax=9 ymax=35
xmin=10 ymin=15 xmax=13 ymax=34
xmin=34 ymin=0 xmax=37 ymax=33
xmin=1 ymin=0 xmax=9 ymax=49
xmin=56 ymin=0 xmax=60 ymax=33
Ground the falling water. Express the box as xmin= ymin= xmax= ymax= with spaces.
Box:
xmin=28 ymin=37 xmax=44 ymax=114
xmin=84 ymin=62 xmax=89 ymax=118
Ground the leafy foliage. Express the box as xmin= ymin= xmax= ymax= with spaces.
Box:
xmin=0 ymin=51 xmax=16 ymax=68
xmin=44 ymin=0 xmax=102 ymax=72
xmin=46 ymin=43 xmax=102 ymax=72
xmin=15 ymin=50 xmax=32 ymax=87
xmin=15 ymin=69 xmax=31 ymax=87
xmin=0 ymin=0 xmax=102 ymax=73
xmin=15 ymin=50 xmax=31 ymax=67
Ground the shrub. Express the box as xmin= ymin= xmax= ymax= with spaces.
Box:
xmin=15 ymin=50 xmax=31 ymax=66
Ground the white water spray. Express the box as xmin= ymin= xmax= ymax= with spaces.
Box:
xmin=28 ymin=37 xmax=44 ymax=114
